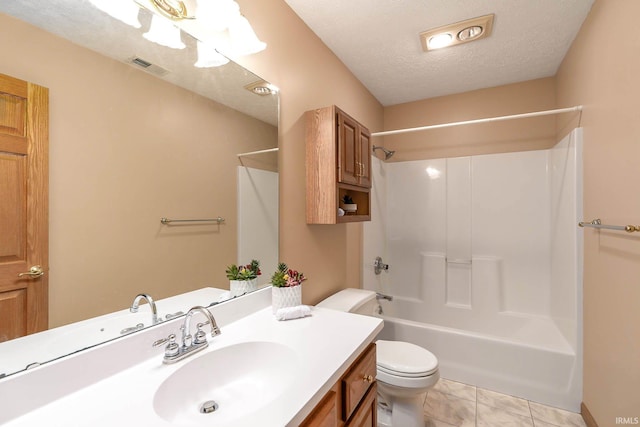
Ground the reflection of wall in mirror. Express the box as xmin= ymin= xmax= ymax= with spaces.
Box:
xmin=0 ymin=13 xmax=277 ymax=329
xmin=238 ymin=167 xmax=279 ymax=287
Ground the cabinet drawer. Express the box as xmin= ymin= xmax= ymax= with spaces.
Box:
xmin=342 ymin=343 xmax=376 ymax=421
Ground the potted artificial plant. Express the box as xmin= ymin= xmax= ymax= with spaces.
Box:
xmin=270 ymin=262 xmax=306 ymax=313
xmin=341 ymin=194 xmax=358 ymax=213
xmin=226 ymin=259 xmax=261 ymax=297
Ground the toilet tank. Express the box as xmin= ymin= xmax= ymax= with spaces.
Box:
xmin=316 ymin=288 xmax=379 ymax=315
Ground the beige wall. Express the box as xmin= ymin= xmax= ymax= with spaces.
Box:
xmin=382 ymin=77 xmax=558 ymax=161
xmin=556 ymin=0 xmax=640 ymax=423
xmin=0 ymin=14 xmax=277 ymax=327
xmin=234 ymin=0 xmax=384 ymax=305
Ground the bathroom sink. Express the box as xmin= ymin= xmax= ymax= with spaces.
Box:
xmin=153 ymin=341 xmax=298 ymax=426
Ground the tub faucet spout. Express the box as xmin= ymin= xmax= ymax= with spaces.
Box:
xmin=376 ymin=292 xmax=393 ymax=302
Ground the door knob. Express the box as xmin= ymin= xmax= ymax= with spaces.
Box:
xmin=17 ymin=265 xmax=45 ymax=278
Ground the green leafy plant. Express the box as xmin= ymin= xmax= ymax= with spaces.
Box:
xmin=226 ymin=259 xmax=261 ymax=280
xmin=342 ymin=194 xmax=354 ymax=204
xmin=271 ymin=262 xmax=307 ymax=288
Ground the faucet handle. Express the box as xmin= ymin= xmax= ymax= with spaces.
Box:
xmin=153 ymin=333 xmax=180 ymax=357
xmin=193 ymin=322 xmax=208 ymax=345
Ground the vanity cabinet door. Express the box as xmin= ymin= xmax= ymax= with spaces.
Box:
xmin=301 ymin=343 xmax=376 ymax=427
xmin=345 ymin=382 xmax=377 ymax=427
xmin=342 ymin=343 xmax=376 ymax=421
xmin=301 ymin=384 xmax=340 ymax=427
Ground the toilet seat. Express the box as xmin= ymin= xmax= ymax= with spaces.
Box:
xmin=376 ymin=340 xmax=438 ymax=377
xmin=375 ymin=340 xmax=439 ymax=390
xmin=378 ymin=365 xmax=436 ymax=378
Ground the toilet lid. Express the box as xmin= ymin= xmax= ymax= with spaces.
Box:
xmin=376 ymin=340 xmax=438 ymax=377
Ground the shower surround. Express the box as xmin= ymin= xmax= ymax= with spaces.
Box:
xmin=364 ymin=129 xmax=583 ymax=411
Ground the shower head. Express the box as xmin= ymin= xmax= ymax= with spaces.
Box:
xmin=372 ymin=145 xmax=395 ymax=160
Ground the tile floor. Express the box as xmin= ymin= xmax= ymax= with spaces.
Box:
xmin=423 ymin=378 xmax=587 ymax=427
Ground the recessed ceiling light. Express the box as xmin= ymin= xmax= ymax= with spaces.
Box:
xmin=244 ymin=80 xmax=279 ymax=96
xmin=457 ymin=25 xmax=483 ymax=41
xmin=427 ymin=33 xmax=454 ymax=50
xmin=420 ymin=14 xmax=494 ymax=52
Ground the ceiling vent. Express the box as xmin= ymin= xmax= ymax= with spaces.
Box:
xmin=420 ymin=14 xmax=494 ymax=51
xmin=126 ymin=56 xmax=169 ymax=77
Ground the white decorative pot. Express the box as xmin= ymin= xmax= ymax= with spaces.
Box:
xmin=341 ymin=203 xmax=358 ymax=213
xmin=272 ymin=285 xmax=302 ymax=313
xmin=230 ymin=278 xmax=258 ymax=297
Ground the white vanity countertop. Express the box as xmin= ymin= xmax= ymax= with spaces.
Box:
xmin=2 ymin=306 xmax=383 ymax=427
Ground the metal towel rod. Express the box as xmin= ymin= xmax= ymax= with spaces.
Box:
xmin=160 ymin=217 xmax=225 ymax=225
xmin=578 ymin=218 xmax=640 ymax=233
xmin=446 ymin=258 xmax=472 ymax=265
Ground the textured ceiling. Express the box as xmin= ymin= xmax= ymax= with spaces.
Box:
xmin=284 ymin=0 xmax=595 ymax=106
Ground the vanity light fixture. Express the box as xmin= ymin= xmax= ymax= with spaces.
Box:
xmin=227 ymin=14 xmax=267 ymax=56
xmin=143 ymin=14 xmax=186 ymax=49
xmin=195 ymin=40 xmax=230 ymax=68
xmin=90 ymin=0 xmax=266 ymax=60
xmin=144 ymin=0 xmax=267 ymax=57
xmin=244 ymin=80 xmax=279 ymax=96
xmin=149 ymin=0 xmax=193 ymax=20
xmin=420 ymin=14 xmax=494 ymax=51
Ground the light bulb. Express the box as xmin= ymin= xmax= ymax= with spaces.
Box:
xmin=196 ymin=0 xmax=241 ymax=32
xmin=427 ymin=33 xmax=453 ymax=50
xmin=227 ymin=14 xmax=266 ymax=56
xmin=143 ymin=14 xmax=186 ymax=49
xmin=195 ymin=40 xmax=230 ymax=68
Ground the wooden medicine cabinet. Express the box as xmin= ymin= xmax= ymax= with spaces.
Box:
xmin=306 ymin=105 xmax=371 ymax=224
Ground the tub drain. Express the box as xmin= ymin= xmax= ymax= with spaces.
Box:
xmin=200 ymin=400 xmax=219 ymax=414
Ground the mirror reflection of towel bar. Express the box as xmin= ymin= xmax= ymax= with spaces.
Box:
xmin=446 ymin=258 xmax=472 ymax=265
xmin=578 ymin=218 xmax=640 ymax=233
xmin=160 ymin=217 xmax=225 ymax=225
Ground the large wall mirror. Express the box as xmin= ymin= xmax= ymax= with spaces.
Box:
xmin=0 ymin=0 xmax=278 ymax=378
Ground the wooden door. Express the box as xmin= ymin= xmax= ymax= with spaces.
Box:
xmin=337 ymin=110 xmax=359 ymax=186
xmin=0 ymin=73 xmax=49 ymax=342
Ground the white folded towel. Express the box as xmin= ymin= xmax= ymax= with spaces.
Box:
xmin=275 ymin=305 xmax=312 ymax=321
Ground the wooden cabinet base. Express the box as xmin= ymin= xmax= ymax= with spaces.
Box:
xmin=302 ymin=343 xmax=377 ymax=427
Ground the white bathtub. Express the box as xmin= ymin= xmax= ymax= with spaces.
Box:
xmin=375 ymin=304 xmax=581 ymax=412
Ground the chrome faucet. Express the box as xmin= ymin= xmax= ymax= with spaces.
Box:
xmin=130 ymin=293 xmax=159 ymax=325
xmin=153 ymin=306 xmax=221 ymax=364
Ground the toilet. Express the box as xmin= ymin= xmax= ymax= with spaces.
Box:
xmin=317 ymin=288 xmax=439 ymax=427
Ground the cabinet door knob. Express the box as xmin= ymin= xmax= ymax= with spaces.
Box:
xmin=363 ymin=374 xmax=374 ymax=383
